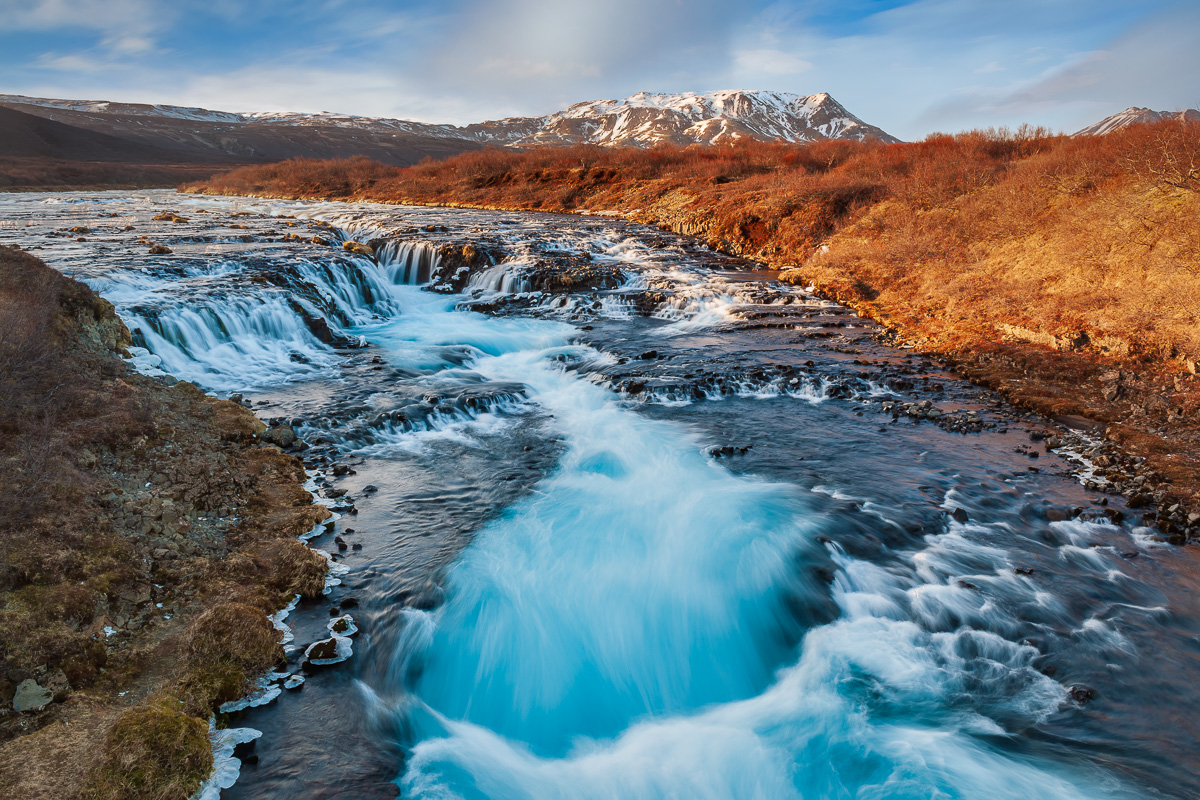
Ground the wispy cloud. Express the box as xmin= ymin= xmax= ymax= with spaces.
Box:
xmin=733 ymin=49 xmax=813 ymax=76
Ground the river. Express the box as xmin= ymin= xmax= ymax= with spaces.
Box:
xmin=3 ymin=190 xmax=1198 ymax=800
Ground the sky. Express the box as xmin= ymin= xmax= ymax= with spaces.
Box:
xmin=0 ymin=0 xmax=1196 ymax=140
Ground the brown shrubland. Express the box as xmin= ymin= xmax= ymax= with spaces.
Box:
xmin=186 ymin=121 xmax=1200 ymax=506
xmin=187 ymin=120 xmax=1200 ymax=374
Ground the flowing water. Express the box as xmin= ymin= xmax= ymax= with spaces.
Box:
xmin=4 ymin=190 xmax=1199 ymax=800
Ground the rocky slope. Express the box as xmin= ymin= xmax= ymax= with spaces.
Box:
xmin=0 ymin=245 xmax=330 ymax=799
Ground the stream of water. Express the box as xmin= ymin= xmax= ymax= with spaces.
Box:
xmin=3 ymin=190 xmax=1199 ymax=800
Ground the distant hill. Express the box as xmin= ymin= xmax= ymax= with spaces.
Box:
xmin=0 ymin=95 xmax=487 ymax=167
xmin=0 ymin=105 xmax=212 ymax=163
xmin=1076 ymin=106 xmax=1200 ymax=136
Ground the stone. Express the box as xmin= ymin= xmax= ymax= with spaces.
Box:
xmin=264 ymin=425 xmax=296 ymax=447
xmin=951 ymin=508 xmax=969 ymax=523
xmin=147 ymin=244 xmax=173 ymax=255
xmin=1068 ymin=685 xmax=1096 ymax=704
xmin=13 ymin=679 xmax=53 ymax=712
xmin=305 ymin=638 xmax=339 ymax=660
xmin=342 ymin=241 xmax=375 ymax=258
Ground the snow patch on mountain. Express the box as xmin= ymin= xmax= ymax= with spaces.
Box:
xmin=1076 ymin=106 xmax=1200 ymax=136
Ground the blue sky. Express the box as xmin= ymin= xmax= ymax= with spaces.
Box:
xmin=1 ymin=0 xmax=1196 ymax=140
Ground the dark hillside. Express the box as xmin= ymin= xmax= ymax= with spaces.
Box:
xmin=0 ymin=106 xmax=200 ymax=163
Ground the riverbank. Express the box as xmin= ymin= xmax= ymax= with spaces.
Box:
xmin=0 ymin=245 xmax=330 ymax=799
xmin=183 ymin=126 xmax=1200 ymax=537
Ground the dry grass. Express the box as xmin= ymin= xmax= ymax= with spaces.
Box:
xmin=0 ymin=246 xmax=330 ymax=798
xmin=80 ymin=703 xmax=213 ymax=800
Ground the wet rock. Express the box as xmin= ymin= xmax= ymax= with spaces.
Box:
xmin=951 ymin=508 xmax=969 ymax=523
xmin=151 ymin=212 xmax=189 ymax=223
xmin=13 ymin=679 xmax=54 ymax=712
xmin=1068 ymin=685 xmax=1097 ymax=704
xmin=264 ymin=425 xmax=296 ymax=448
xmin=147 ymin=244 xmax=173 ymax=254
xmin=342 ymin=241 xmax=375 ymax=258
xmin=362 ymin=485 xmax=378 ymax=494
xmin=304 ymin=638 xmax=339 ymax=660
xmin=639 ymin=350 xmax=658 ymax=360
xmin=332 ymin=464 xmax=351 ymax=476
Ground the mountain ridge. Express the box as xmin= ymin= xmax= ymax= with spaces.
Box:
xmin=0 ymin=89 xmax=900 ymax=161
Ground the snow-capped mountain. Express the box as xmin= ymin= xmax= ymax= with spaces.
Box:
xmin=1075 ymin=106 xmax=1200 ymax=136
xmin=0 ymin=90 xmax=898 ymax=168
xmin=476 ymin=90 xmax=899 ymax=146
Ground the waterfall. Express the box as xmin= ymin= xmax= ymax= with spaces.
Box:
xmin=376 ymin=240 xmax=441 ymax=285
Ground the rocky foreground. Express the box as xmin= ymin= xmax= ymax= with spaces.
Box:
xmin=0 ymin=245 xmax=329 ymax=799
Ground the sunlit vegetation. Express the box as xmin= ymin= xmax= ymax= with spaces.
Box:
xmin=187 ymin=120 xmax=1200 ymax=375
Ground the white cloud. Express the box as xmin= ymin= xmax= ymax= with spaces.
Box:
xmin=34 ymin=53 xmax=113 ymax=73
xmin=480 ymin=58 xmax=602 ymax=80
xmin=1 ymin=0 xmax=164 ymax=36
xmin=733 ymin=49 xmax=813 ymax=76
